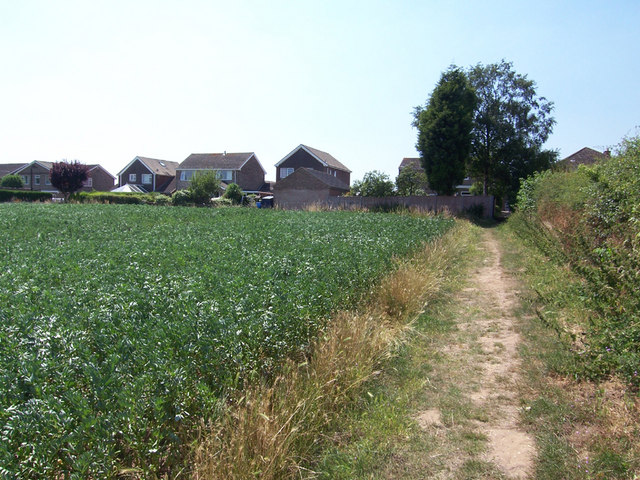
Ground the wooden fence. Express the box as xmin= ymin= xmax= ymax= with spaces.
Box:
xmin=276 ymin=195 xmax=495 ymax=218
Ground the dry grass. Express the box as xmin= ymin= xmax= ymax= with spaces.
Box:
xmin=191 ymin=221 xmax=468 ymax=479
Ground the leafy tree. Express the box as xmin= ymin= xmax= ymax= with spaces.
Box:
xmin=1 ymin=174 xmax=24 ymax=189
xmin=223 ymin=183 xmax=243 ymax=205
xmin=189 ymin=170 xmax=221 ymax=205
xmin=350 ymin=171 xmax=395 ymax=197
xmin=50 ymin=160 xmax=89 ymax=199
xmin=413 ymin=66 xmax=476 ymax=195
xmin=396 ymin=165 xmax=430 ymax=196
xmin=467 ymin=60 xmax=556 ymax=201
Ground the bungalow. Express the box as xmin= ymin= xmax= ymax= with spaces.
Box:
xmin=0 ymin=163 xmax=27 ymax=184
xmin=176 ymin=152 xmax=267 ymax=193
xmin=273 ymin=167 xmax=350 ymax=208
xmin=10 ymin=161 xmax=115 ymax=192
xmin=117 ymin=156 xmax=179 ymax=194
xmin=275 ymin=144 xmax=351 ymax=186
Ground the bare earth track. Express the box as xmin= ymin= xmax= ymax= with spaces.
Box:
xmin=415 ymin=229 xmax=535 ymax=479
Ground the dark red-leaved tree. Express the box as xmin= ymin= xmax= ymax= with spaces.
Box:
xmin=50 ymin=160 xmax=89 ymax=200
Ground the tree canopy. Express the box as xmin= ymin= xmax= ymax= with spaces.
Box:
xmin=467 ymin=60 xmax=557 ymax=201
xmin=350 ymin=171 xmax=395 ymax=197
xmin=413 ymin=66 xmax=476 ymax=195
xmin=395 ymin=165 xmax=430 ymax=196
xmin=50 ymin=160 xmax=89 ymax=198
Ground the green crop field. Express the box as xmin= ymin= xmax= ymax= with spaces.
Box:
xmin=0 ymin=204 xmax=452 ymax=478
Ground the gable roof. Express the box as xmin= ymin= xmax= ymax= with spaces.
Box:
xmin=275 ymin=144 xmax=352 ymax=173
xmin=12 ymin=161 xmax=54 ymax=173
xmin=87 ymin=164 xmax=116 ymax=179
xmin=560 ymin=147 xmax=609 ymax=167
xmin=178 ymin=152 xmax=266 ymax=174
xmin=399 ymin=157 xmax=423 ymax=170
xmin=274 ymin=167 xmax=350 ymax=191
xmin=117 ymin=156 xmax=178 ymax=177
xmin=0 ymin=163 xmax=27 ymax=177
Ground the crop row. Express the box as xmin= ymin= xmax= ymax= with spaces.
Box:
xmin=0 ymin=204 xmax=452 ymax=478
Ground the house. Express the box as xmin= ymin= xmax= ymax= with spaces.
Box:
xmin=397 ymin=157 xmax=438 ymax=195
xmin=398 ymin=157 xmax=423 ymax=175
xmin=10 ymin=161 xmax=115 ymax=192
xmin=273 ymin=167 xmax=350 ymax=208
xmin=117 ymin=156 xmax=179 ymax=194
xmin=0 ymin=163 xmax=27 ymax=181
xmin=556 ymin=147 xmax=610 ymax=170
xmin=176 ymin=152 xmax=267 ymax=193
xmin=275 ymin=145 xmax=351 ymax=186
xmin=398 ymin=157 xmax=472 ymax=196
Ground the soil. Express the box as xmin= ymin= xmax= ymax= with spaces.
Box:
xmin=415 ymin=229 xmax=535 ymax=478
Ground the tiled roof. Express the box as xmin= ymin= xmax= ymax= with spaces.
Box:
xmin=399 ymin=157 xmax=423 ymax=170
xmin=136 ymin=157 xmax=179 ymax=176
xmin=301 ymin=145 xmax=351 ymax=172
xmin=275 ymin=145 xmax=352 ymax=173
xmin=179 ymin=153 xmax=256 ymax=170
xmin=0 ymin=163 xmax=27 ymax=177
xmin=561 ymin=147 xmax=608 ymax=167
xmin=303 ymin=168 xmax=350 ymax=190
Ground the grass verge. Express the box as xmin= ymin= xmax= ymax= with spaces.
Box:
xmin=497 ymin=222 xmax=640 ymax=480
xmin=191 ymin=220 xmax=477 ymax=479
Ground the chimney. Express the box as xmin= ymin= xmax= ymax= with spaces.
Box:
xmin=604 ymin=149 xmax=611 ymax=158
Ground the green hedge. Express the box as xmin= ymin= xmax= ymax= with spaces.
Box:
xmin=0 ymin=189 xmax=53 ymax=202
xmin=71 ymin=191 xmax=171 ymax=205
xmin=511 ymin=135 xmax=640 ymax=387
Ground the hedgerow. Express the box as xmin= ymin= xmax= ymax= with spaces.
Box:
xmin=0 ymin=189 xmax=53 ymax=202
xmin=511 ymin=135 xmax=640 ymax=388
xmin=71 ymin=191 xmax=171 ymax=205
xmin=0 ymin=204 xmax=452 ymax=478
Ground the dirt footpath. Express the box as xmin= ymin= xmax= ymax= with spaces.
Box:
xmin=415 ymin=229 xmax=535 ymax=479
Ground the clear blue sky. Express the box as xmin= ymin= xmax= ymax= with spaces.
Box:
xmin=1 ymin=0 xmax=638 ymax=182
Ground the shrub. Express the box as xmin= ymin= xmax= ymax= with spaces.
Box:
xmin=223 ymin=183 xmax=243 ymax=205
xmin=189 ymin=171 xmax=221 ymax=205
xmin=172 ymin=189 xmax=193 ymax=206
xmin=1 ymin=174 xmax=24 ymax=189
xmin=211 ymin=197 xmax=233 ymax=207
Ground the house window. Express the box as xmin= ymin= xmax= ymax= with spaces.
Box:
xmin=34 ymin=175 xmax=40 ymax=185
xmin=217 ymin=170 xmax=233 ymax=181
xmin=84 ymin=177 xmax=93 ymax=187
xmin=129 ymin=173 xmax=137 ymax=183
xmin=141 ymin=174 xmax=152 ymax=184
xmin=180 ymin=170 xmax=194 ymax=181
xmin=280 ymin=167 xmax=294 ymax=178
xmin=21 ymin=175 xmax=29 ymax=185
xmin=45 ymin=175 xmax=51 ymax=185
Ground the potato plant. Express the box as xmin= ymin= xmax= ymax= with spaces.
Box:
xmin=0 ymin=204 xmax=452 ymax=477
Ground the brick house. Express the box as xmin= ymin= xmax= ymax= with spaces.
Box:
xmin=273 ymin=167 xmax=350 ymax=208
xmin=10 ymin=161 xmax=114 ymax=192
xmin=117 ymin=156 xmax=179 ymax=193
xmin=275 ymin=145 xmax=351 ymax=186
xmin=176 ymin=152 xmax=267 ymax=192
